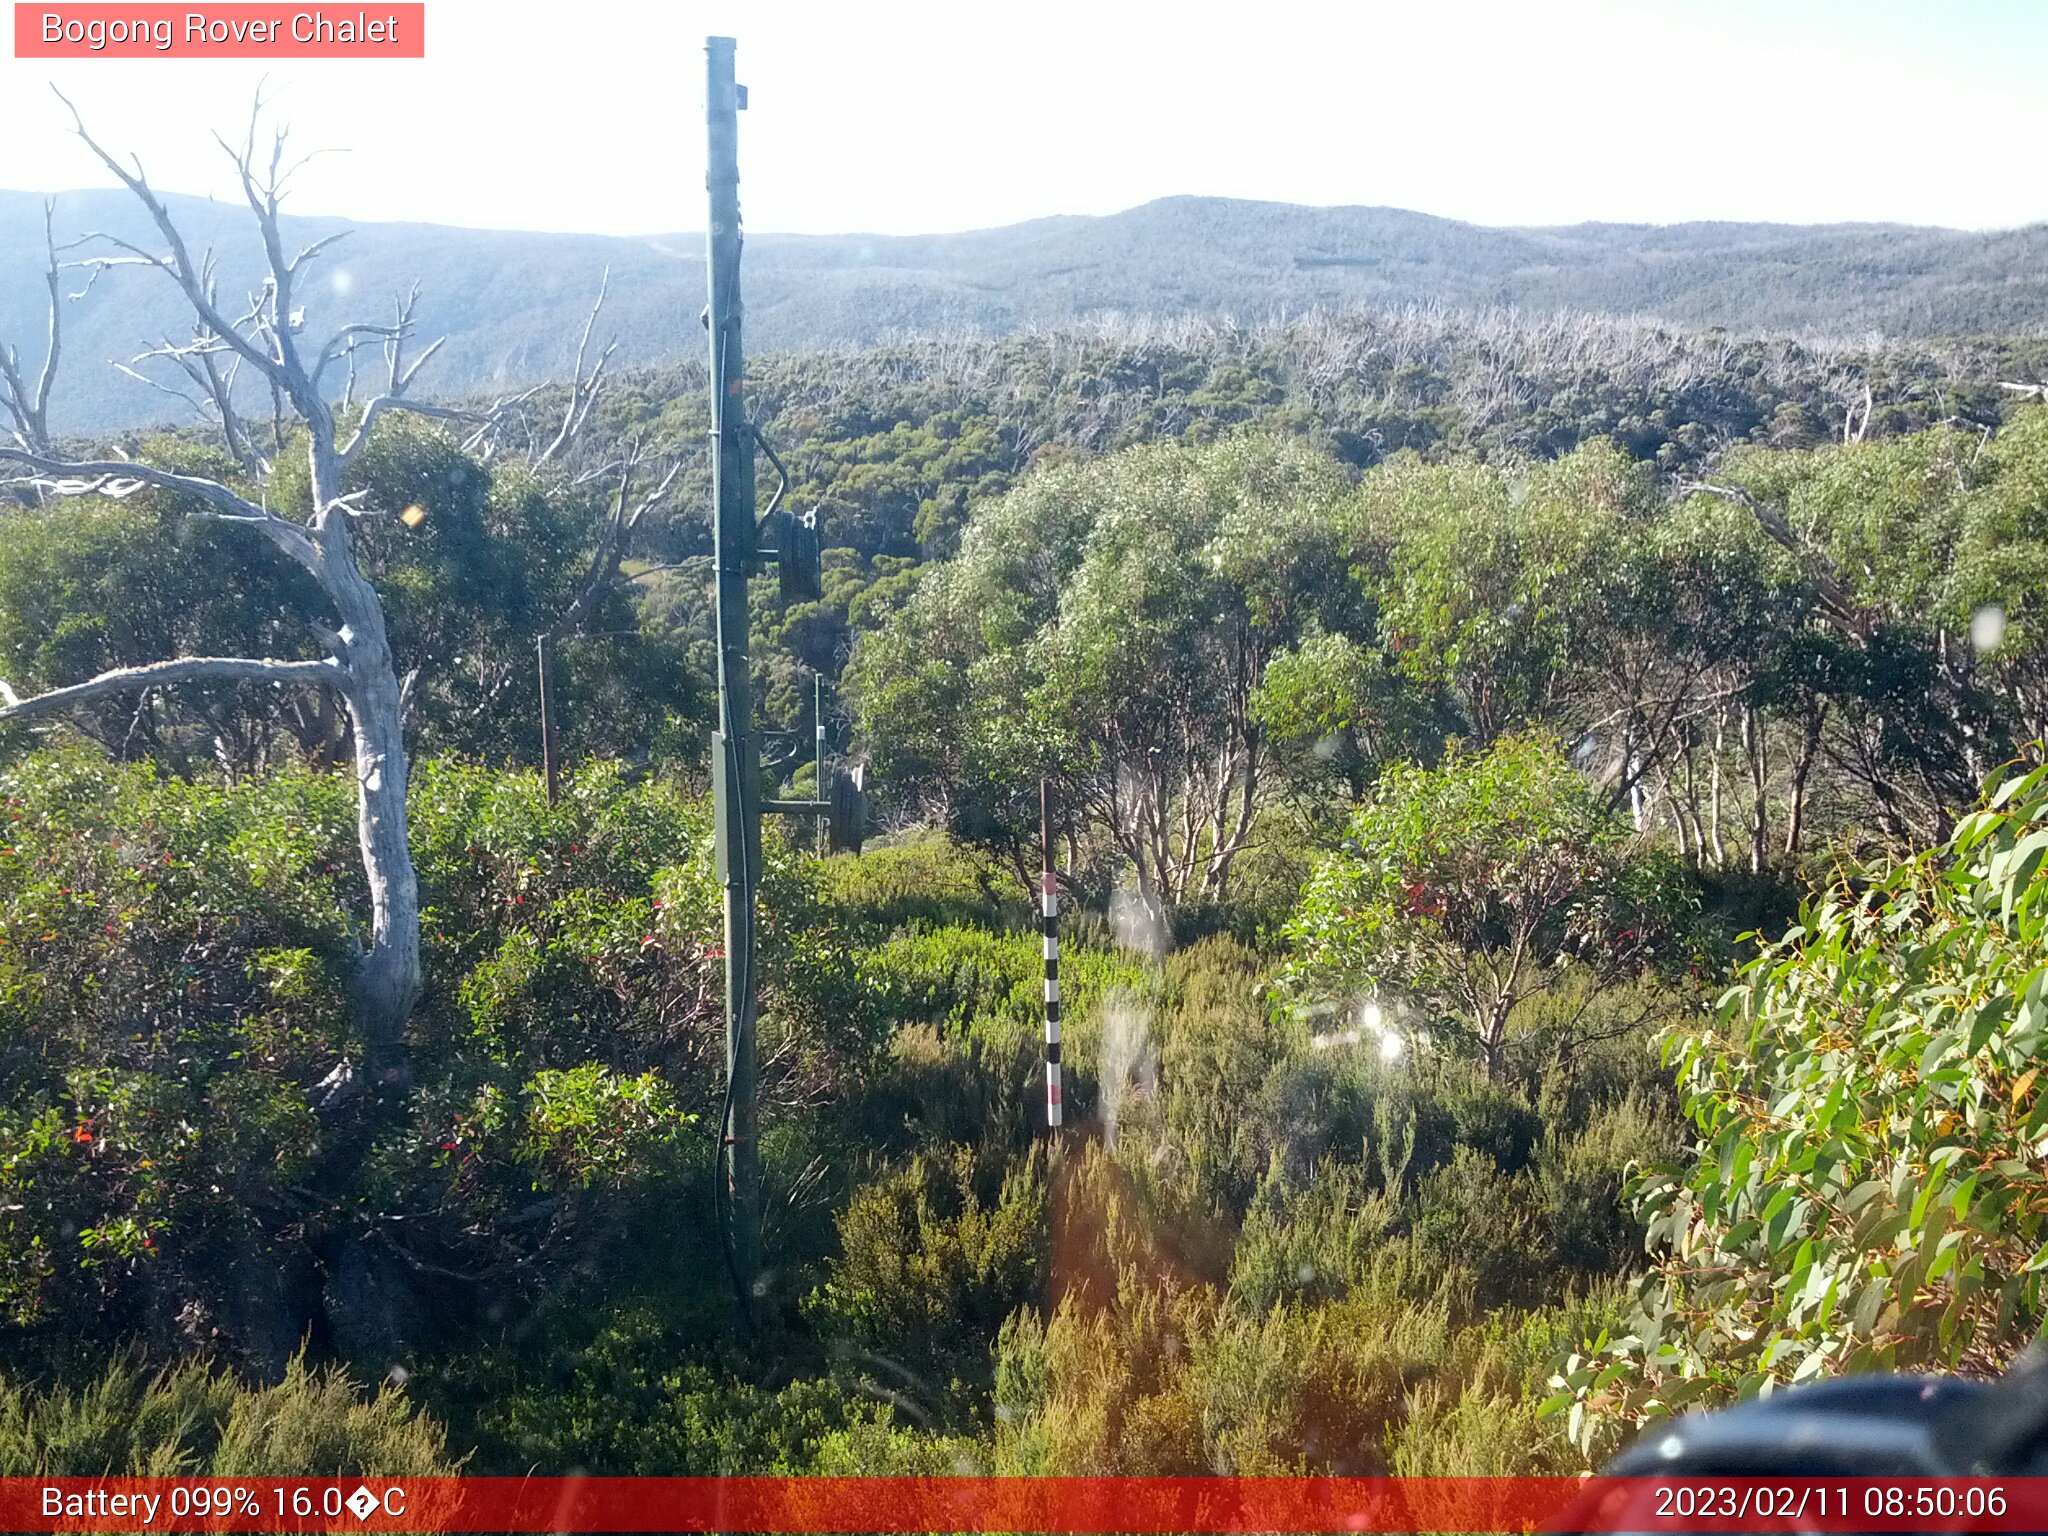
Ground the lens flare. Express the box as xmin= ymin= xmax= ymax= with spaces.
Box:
xmin=1973 ymin=603 xmax=2007 ymax=655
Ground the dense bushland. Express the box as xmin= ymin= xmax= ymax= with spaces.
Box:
xmin=9 ymin=303 xmax=2048 ymax=1475
xmin=0 ymin=734 xmax=1687 ymax=1472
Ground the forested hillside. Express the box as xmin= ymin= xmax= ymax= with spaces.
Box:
xmin=8 ymin=185 xmax=2048 ymax=432
xmin=8 ymin=137 xmax=2048 ymax=1483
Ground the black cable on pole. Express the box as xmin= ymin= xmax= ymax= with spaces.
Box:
xmin=708 ymin=312 xmax=756 ymax=1334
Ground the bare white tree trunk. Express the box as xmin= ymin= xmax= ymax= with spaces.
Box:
xmin=0 ymin=200 xmax=64 ymax=455
xmin=310 ymin=451 xmax=422 ymax=1040
xmin=0 ymin=98 xmax=499 ymax=1050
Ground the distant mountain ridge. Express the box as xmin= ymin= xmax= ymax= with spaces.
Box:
xmin=4 ymin=188 xmax=2046 ymax=433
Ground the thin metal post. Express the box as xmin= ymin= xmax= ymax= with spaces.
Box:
xmin=536 ymin=635 xmax=560 ymax=806
xmin=706 ymin=33 xmax=761 ymax=1307
xmin=813 ymin=673 xmax=827 ymax=788
xmin=1041 ymin=778 xmax=1063 ymax=1130
xmin=813 ymin=673 xmax=828 ymax=858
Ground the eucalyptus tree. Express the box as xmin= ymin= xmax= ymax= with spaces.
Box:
xmin=852 ymin=433 xmax=1362 ymax=906
xmin=1350 ymin=448 xmax=1627 ymax=745
xmin=1283 ymin=734 xmax=1684 ymax=1083
xmin=0 ymin=101 xmax=491 ymax=1050
xmin=1687 ymin=415 xmax=2048 ymax=848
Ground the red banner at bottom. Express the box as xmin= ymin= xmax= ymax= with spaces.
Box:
xmin=7 ymin=1475 xmax=2048 ymax=1532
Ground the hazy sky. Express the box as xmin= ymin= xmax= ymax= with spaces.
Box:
xmin=4 ymin=0 xmax=2046 ymax=236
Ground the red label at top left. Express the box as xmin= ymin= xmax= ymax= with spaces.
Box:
xmin=15 ymin=4 xmax=426 ymax=56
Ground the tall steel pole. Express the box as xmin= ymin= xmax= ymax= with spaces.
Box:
xmin=706 ymin=34 xmax=761 ymax=1305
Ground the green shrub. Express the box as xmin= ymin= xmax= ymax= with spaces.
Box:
xmin=0 ymin=753 xmax=354 ymax=1358
xmin=0 ymin=1356 xmax=452 ymax=1476
xmin=852 ymin=924 xmax=1150 ymax=1132
xmin=810 ymin=833 xmax=1018 ymax=933
xmin=1538 ymin=1094 xmax=1676 ymax=1280
xmin=1554 ymin=758 xmax=2048 ymax=1454
xmin=809 ymin=1147 xmax=1048 ymax=1417
xmin=1157 ymin=937 xmax=1298 ymax=1213
xmin=1228 ymin=1160 xmax=1399 ymax=1312
xmin=1282 ymin=733 xmax=1689 ymax=1083
xmin=1407 ymin=1147 xmax=1543 ymax=1308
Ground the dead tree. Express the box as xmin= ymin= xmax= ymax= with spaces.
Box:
xmin=0 ymin=199 xmax=68 ymax=456
xmin=533 ymin=268 xmax=618 ymax=468
xmin=510 ymin=270 xmax=687 ymax=635
xmin=554 ymin=438 xmax=685 ymax=631
xmin=0 ymin=95 xmax=483 ymax=1053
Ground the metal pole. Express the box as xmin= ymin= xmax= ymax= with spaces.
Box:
xmin=813 ymin=673 xmax=827 ymax=788
xmin=536 ymin=635 xmax=560 ymax=806
xmin=813 ymin=673 xmax=828 ymax=858
xmin=706 ymin=33 xmax=761 ymax=1306
xmin=1041 ymin=778 xmax=1063 ymax=1130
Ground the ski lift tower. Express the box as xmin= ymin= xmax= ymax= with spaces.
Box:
xmin=704 ymin=35 xmax=866 ymax=1311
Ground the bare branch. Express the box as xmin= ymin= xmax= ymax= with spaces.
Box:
xmin=0 ymin=655 xmax=341 ymax=726
xmin=335 ymin=379 xmax=487 ymax=470
xmin=287 ymin=228 xmax=351 ymax=278
xmin=0 ymin=200 xmax=63 ymax=454
xmin=313 ymin=322 xmax=408 ymax=388
xmin=0 ymin=447 xmax=319 ymax=570
xmin=1679 ymin=477 xmax=1871 ymax=640
xmin=111 ymin=358 xmax=210 ymax=416
xmin=325 ymin=285 xmax=470 ymax=469
xmin=52 ymin=88 xmax=302 ymax=407
xmin=549 ymin=443 xmax=685 ymax=637
xmin=533 ymin=269 xmax=616 ymax=467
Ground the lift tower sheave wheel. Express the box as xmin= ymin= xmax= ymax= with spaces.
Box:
xmin=779 ymin=508 xmax=823 ymax=603
xmin=828 ymin=763 xmax=867 ymax=855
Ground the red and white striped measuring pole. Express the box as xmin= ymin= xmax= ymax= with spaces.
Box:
xmin=1040 ymin=778 xmax=1063 ymax=1130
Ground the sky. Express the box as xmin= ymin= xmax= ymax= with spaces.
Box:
xmin=3 ymin=0 xmax=2047 ymax=237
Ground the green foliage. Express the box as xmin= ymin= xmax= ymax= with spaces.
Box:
xmin=852 ymin=431 xmax=1362 ymax=905
xmin=1284 ymin=734 xmax=1687 ymax=1080
xmin=0 ymin=737 xmax=1683 ymax=1476
xmin=517 ymin=1065 xmax=693 ymax=1191
xmin=0 ymin=748 xmax=799 ymax=1385
xmin=432 ymin=1298 xmax=906 ymax=1476
xmin=1252 ymin=625 xmax=1444 ymax=804
xmin=1356 ymin=445 xmax=1650 ymax=739
xmin=0 ymin=1355 xmax=452 ymax=1476
xmin=42 ymin=306 xmax=2048 ymax=1482
xmin=0 ymin=465 xmax=323 ymax=772
xmin=809 ymin=1147 xmax=1047 ymax=1413
xmin=992 ymin=1135 xmax=1623 ymax=1477
xmin=1555 ymin=758 xmax=2048 ymax=1454
xmin=0 ymin=751 xmax=355 ymax=1348
xmin=856 ymin=925 xmax=1147 ymax=1059
xmin=807 ymin=834 xmax=1016 ymax=933
xmin=0 ymin=420 xmax=702 ymax=776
